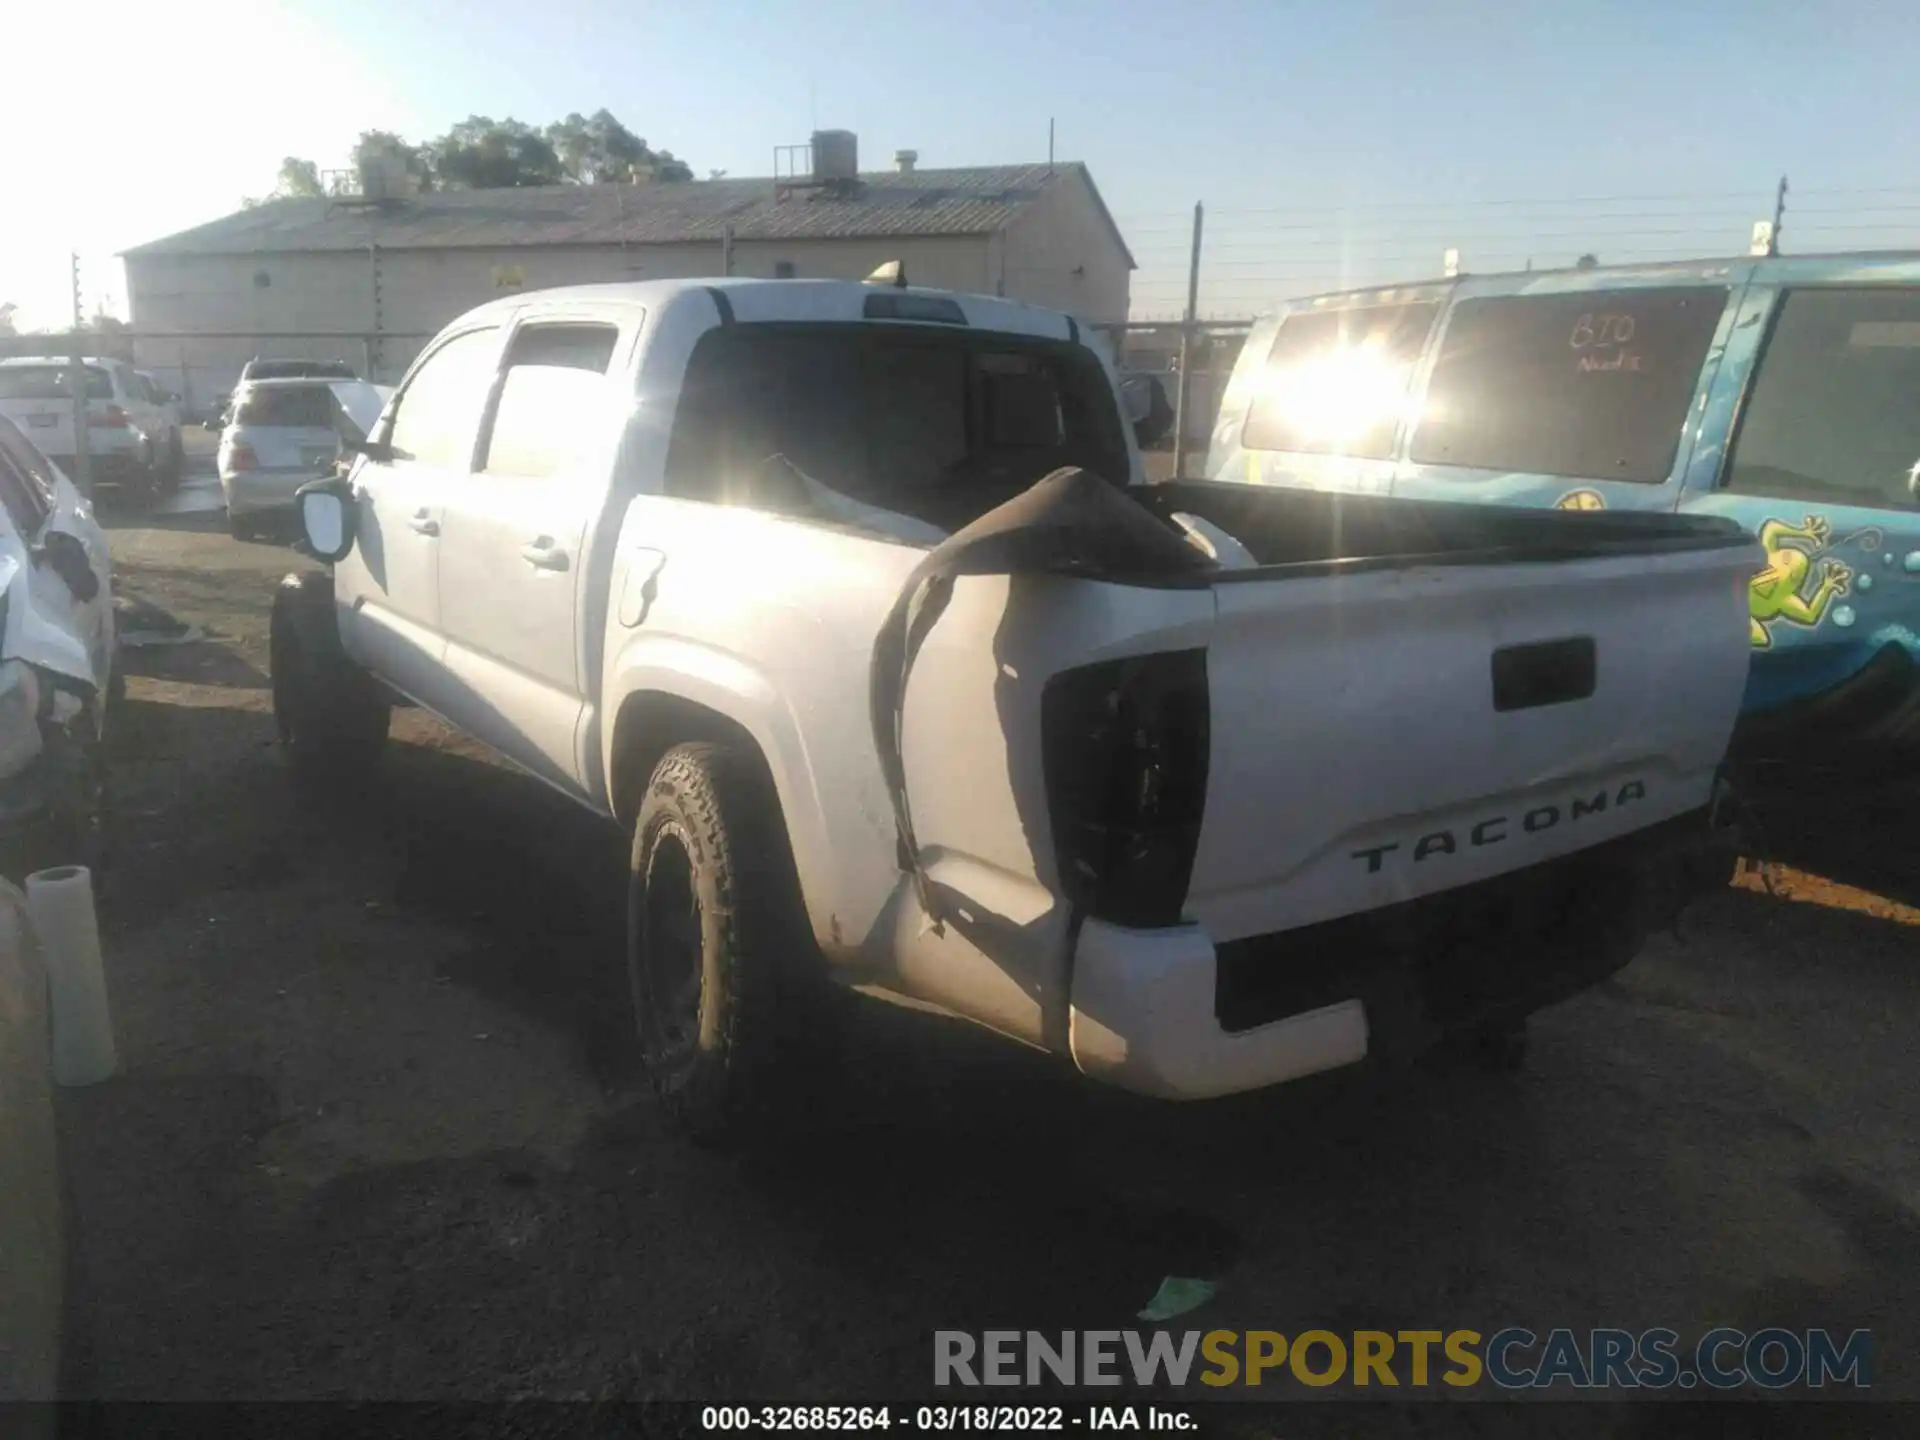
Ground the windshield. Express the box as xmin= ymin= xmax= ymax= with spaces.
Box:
xmin=0 ymin=365 xmax=113 ymax=401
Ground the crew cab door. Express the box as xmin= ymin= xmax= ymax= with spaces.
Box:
xmin=336 ymin=324 xmax=501 ymax=711
xmin=436 ymin=314 xmax=632 ymax=794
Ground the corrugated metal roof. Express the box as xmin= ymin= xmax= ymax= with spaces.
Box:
xmin=124 ymin=163 xmax=1135 ymax=266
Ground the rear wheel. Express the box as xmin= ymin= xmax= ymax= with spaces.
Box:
xmin=626 ymin=742 xmax=818 ymax=1142
xmin=228 ymin=510 xmax=258 ymax=542
xmin=163 ymin=433 xmax=185 ymax=491
xmin=270 ymin=573 xmax=389 ymax=790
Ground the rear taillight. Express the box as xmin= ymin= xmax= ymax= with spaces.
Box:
xmin=228 ymin=443 xmax=258 ymax=472
xmin=1041 ymin=649 xmax=1210 ymax=929
xmin=87 ymin=406 xmax=129 ymax=429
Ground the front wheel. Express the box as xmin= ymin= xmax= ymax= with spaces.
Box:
xmin=270 ymin=573 xmax=389 ymax=790
xmin=626 ymin=742 xmax=815 ymax=1142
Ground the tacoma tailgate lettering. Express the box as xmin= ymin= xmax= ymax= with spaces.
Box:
xmin=1351 ymin=779 xmax=1647 ymax=874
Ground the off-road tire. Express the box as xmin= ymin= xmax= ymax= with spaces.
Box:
xmin=228 ymin=511 xmax=258 ymax=542
xmin=626 ymin=741 xmax=818 ymax=1143
xmin=270 ymin=572 xmax=389 ymax=790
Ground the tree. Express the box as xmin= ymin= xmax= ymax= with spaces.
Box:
xmin=546 ymin=109 xmax=693 ymax=184
xmin=1575 ymin=253 xmax=1600 ymax=270
xmin=274 ymin=157 xmax=325 ymax=199
xmin=429 ymin=116 xmax=565 ymax=189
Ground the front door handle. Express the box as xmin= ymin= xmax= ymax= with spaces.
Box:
xmin=520 ymin=538 xmax=569 ymax=572
xmin=407 ymin=510 xmax=439 ymax=537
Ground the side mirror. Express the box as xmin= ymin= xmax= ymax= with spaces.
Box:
xmin=295 ymin=475 xmax=356 ymax=563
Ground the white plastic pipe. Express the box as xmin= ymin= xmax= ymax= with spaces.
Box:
xmin=25 ymin=866 xmax=116 ymax=1088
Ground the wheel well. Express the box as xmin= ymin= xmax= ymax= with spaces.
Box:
xmin=610 ymin=690 xmax=779 ymax=828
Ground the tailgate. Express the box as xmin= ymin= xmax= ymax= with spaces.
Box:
xmin=1186 ymin=541 xmax=1758 ymax=943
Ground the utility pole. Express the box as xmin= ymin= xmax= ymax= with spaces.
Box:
xmin=1171 ymin=202 xmax=1203 ymax=482
xmin=722 ymin=223 xmax=735 ymax=277
xmin=1771 ymin=175 xmax=1789 ymax=256
xmin=68 ymin=252 xmax=92 ymax=498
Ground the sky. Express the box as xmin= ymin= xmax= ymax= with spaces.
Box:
xmin=7 ymin=0 xmax=1920 ymax=326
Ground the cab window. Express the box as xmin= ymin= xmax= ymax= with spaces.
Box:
xmin=1409 ymin=286 xmax=1726 ymax=483
xmin=663 ymin=326 xmax=1126 ymax=532
xmin=1241 ymin=301 xmax=1440 ymax=459
xmin=386 ymin=328 xmax=500 ymax=468
xmin=1725 ymin=287 xmax=1920 ymax=509
xmin=478 ymin=322 xmax=622 ymax=479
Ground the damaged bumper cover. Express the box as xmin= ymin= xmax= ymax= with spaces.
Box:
xmin=1066 ymin=802 xmax=1741 ymax=1101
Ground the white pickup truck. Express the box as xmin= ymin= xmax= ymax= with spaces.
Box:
xmin=273 ymin=278 xmax=1759 ymax=1139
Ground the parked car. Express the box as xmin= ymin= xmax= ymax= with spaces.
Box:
xmin=217 ymin=378 xmax=391 ymax=541
xmin=1206 ymin=251 xmax=1920 ymax=746
xmin=132 ymin=370 xmax=187 ymax=472
xmin=0 ymin=415 xmax=117 ymax=876
xmin=0 ymin=356 xmax=182 ymax=506
xmin=239 ymin=357 xmax=358 ymax=385
xmin=274 ymin=277 xmax=1755 ymax=1140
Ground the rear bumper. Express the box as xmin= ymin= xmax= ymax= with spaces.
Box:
xmin=223 ymin=469 xmax=321 ymax=515
xmin=1067 ymin=804 xmax=1738 ymax=1100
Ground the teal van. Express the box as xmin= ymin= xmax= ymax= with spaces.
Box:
xmin=1204 ymin=253 xmax=1920 ymax=736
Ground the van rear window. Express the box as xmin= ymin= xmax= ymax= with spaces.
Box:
xmin=1241 ymin=302 xmax=1440 ymax=459
xmin=1409 ymin=287 xmax=1727 ymax=483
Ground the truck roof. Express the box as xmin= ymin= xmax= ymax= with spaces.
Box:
xmin=453 ymin=277 xmax=1088 ymax=343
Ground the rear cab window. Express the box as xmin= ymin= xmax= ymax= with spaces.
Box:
xmin=1725 ymin=286 xmax=1920 ymax=509
xmin=662 ymin=323 xmax=1128 ymax=534
xmin=1409 ymin=287 xmax=1728 ymax=483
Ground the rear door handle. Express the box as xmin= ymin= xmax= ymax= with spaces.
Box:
xmin=407 ymin=510 xmax=439 ymax=537
xmin=520 ymin=538 xmax=569 ymax=572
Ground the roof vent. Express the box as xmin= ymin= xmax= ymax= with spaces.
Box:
xmin=894 ymin=149 xmax=918 ymax=174
xmin=812 ymin=130 xmax=858 ymax=183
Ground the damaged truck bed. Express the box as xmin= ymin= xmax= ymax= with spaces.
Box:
xmin=273 ymin=277 xmax=1761 ymax=1136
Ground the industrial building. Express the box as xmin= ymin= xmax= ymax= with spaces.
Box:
xmin=119 ymin=132 xmax=1136 ymax=401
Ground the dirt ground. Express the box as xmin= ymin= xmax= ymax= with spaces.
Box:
xmin=45 ymin=445 xmax=1920 ymax=1427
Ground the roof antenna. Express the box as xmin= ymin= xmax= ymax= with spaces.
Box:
xmin=1047 ymin=118 xmax=1054 ymax=176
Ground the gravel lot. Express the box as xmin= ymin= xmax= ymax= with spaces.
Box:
xmin=48 ymin=445 xmax=1920 ymax=1428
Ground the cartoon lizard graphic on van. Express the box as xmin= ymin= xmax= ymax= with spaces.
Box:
xmin=1749 ymin=515 xmax=1852 ymax=649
